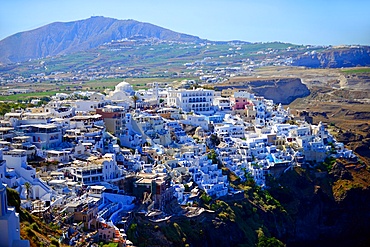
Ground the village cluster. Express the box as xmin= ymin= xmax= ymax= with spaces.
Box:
xmin=0 ymin=39 xmax=331 ymax=91
xmin=0 ymin=81 xmax=355 ymax=246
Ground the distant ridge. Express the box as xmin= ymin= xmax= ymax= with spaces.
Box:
xmin=0 ymin=16 xmax=203 ymax=63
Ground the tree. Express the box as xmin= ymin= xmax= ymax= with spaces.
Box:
xmin=6 ymin=187 xmax=21 ymax=212
xmin=208 ymin=149 xmax=218 ymax=164
xmin=256 ymin=228 xmax=285 ymax=247
xmin=24 ymin=182 xmax=32 ymax=200
xmin=131 ymin=95 xmax=139 ymax=109
xmin=208 ymin=133 xmax=220 ymax=148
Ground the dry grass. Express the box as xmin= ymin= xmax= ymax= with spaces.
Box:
xmin=332 ymin=164 xmax=370 ymax=201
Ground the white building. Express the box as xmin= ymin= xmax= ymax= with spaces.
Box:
xmin=2 ymin=149 xmax=54 ymax=200
xmin=30 ymin=103 xmax=75 ymax=119
xmin=136 ymin=82 xmax=160 ymax=106
xmin=107 ymin=81 xmax=135 ymax=108
xmin=0 ymin=183 xmax=30 ymax=247
xmin=73 ymin=100 xmax=103 ymax=113
xmin=70 ymin=153 xmax=123 ymax=184
xmin=17 ymin=124 xmax=63 ymax=150
xmin=167 ymin=88 xmax=214 ymax=115
xmin=181 ymin=114 xmax=210 ymax=131
xmin=233 ymin=91 xmax=255 ymax=99
xmin=213 ymin=97 xmax=231 ymax=111
xmin=214 ymin=123 xmax=245 ymax=139
xmin=188 ymin=159 xmax=228 ymax=198
xmin=133 ymin=113 xmax=171 ymax=147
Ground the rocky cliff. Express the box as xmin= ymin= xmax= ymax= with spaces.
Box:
xmin=216 ymin=78 xmax=310 ymax=104
xmin=292 ymin=47 xmax=370 ymax=68
xmin=126 ymin=163 xmax=370 ymax=247
xmin=268 ymin=164 xmax=370 ymax=247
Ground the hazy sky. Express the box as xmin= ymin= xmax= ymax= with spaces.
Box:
xmin=1 ymin=0 xmax=369 ymax=45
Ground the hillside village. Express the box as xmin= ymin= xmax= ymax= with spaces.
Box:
xmin=0 ymin=80 xmax=357 ymax=246
xmin=0 ymin=38 xmax=330 ymax=89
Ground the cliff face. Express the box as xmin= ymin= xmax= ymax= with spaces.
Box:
xmin=292 ymin=47 xmax=370 ymax=68
xmin=249 ymin=78 xmax=310 ymax=105
xmin=127 ymin=164 xmax=370 ymax=247
xmin=268 ymin=164 xmax=370 ymax=247
xmin=216 ymin=78 xmax=310 ymax=104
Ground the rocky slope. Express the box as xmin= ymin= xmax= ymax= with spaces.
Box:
xmin=0 ymin=16 xmax=202 ymax=63
xmin=125 ymin=162 xmax=370 ymax=247
xmin=6 ymin=187 xmax=64 ymax=247
xmin=292 ymin=47 xmax=370 ymax=68
xmin=269 ymin=164 xmax=370 ymax=247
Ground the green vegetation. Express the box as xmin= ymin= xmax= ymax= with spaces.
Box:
xmin=323 ymin=156 xmax=336 ymax=171
xmin=160 ymin=221 xmax=195 ymax=246
xmin=6 ymin=188 xmax=64 ymax=246
xmin=0 ymin=102 xmax=28 ymax=115
xmin=208 ymin=134 xmax=221 ymax=147
xmin=1 ymin=41 xmax=306 ymax=79
xmin=200 ymin=192 xmax=212 ymax=205
xmin=341 ymin=67 xmax=370 ymax=74
xmin=315 ymin=156 xmax=337 ymax=172
xmin=0 ymin=76 xmax=197 ymax=102
xmin=30 ymin=222 xmax=40 ymax=232
xmin=253 ymin=189 xmax=285 ymax=212
xmin=207 ymin=149 xmax=219 ymax=165
xmin=24 ymin=182 xmax=32 ymax=200
xmin=257 ymin=228 xmax=285 ymax=247
xmin=98 ymin=243 xmax=118 ymax=247
xmin=131 ymin=95 xmax=139 ymax=109
xmin=210 ymin=200 xmax=236 ymax=222
xmin=126 ymin=223 xmax=138 ymax=243
xmin=50 ymin=237 xmax=60 ymax=247
xmin=6 ymin=187 xmax=21 ymax=212
xmin=0 ymin=91 xmax=58 ymax=102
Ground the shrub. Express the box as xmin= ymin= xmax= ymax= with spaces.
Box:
xmin=6 ymin=187 xmax=21 ymax=212
xmin=30 ymin=222 xmax=40 ymax=232
xmin=25 ymin=227 xmax=35 ymax=237
xmin=127 ymin=223 xmax=138 ymax=243
xmin=50 ymin=238 xmax=59 ymax=247
xmin=200 ymin=193 xmax=212 ymax=205
xmin=257 ymin=236 xmax=285 ymax=247
xmin=184 ymin=184 xmax=190 ymax=192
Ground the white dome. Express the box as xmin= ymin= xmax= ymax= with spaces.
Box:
xmin=115 ymin=81 xmax=134 ymax=93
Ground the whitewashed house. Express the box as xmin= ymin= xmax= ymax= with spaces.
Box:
xmin=167 ymin=88 xmax=215 ymax=115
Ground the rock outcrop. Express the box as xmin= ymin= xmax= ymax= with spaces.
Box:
xmin=268 ymin=166 xmax=370 ymax=247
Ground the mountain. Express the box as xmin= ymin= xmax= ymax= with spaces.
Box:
xmin=1 ymin=16 xmax=370 ymax=68
xmin=0 ymin=16 xmax=203 ymax=63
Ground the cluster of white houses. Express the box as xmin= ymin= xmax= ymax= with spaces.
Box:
xmin=0 ymin=81 xmax=356 ymax=245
